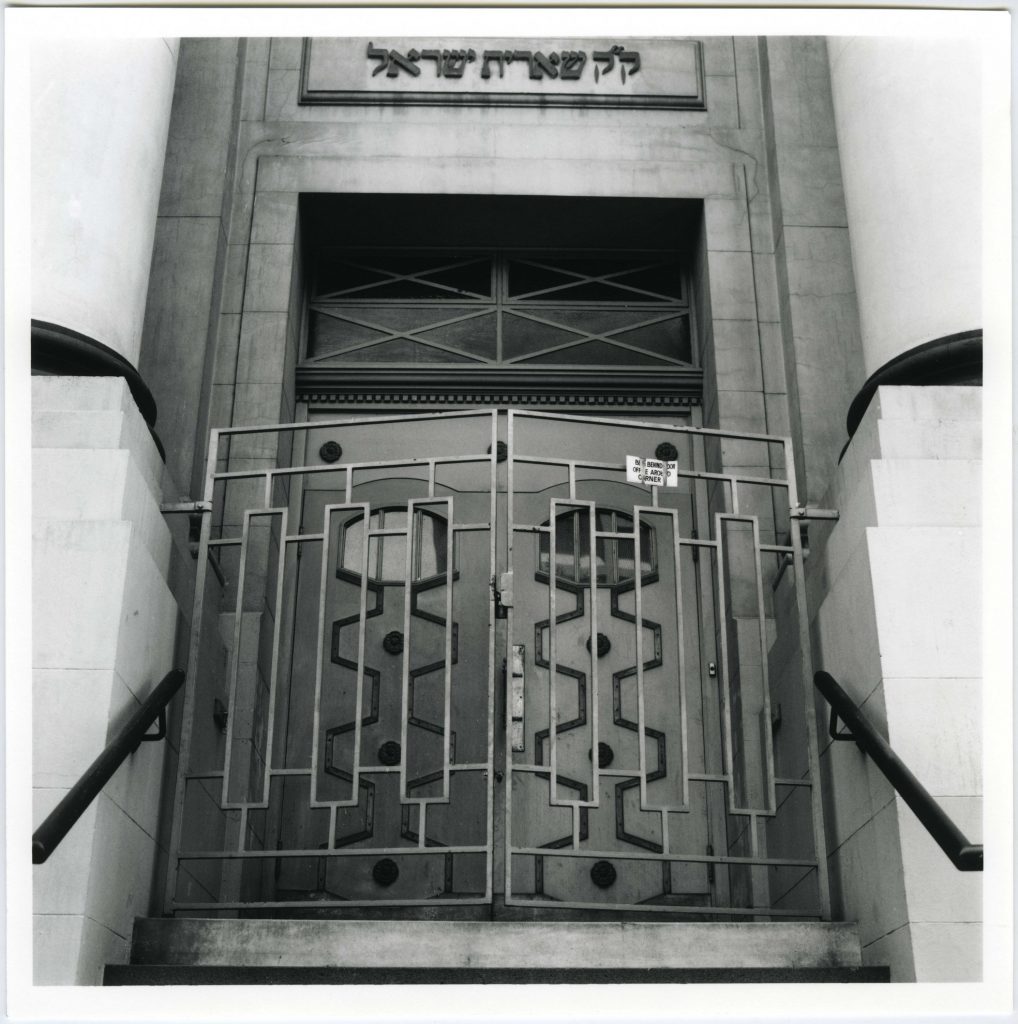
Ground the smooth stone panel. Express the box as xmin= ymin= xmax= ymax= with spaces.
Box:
xmin=33 ymin=520 xmax=132 ymax=671
xmin=870 ymin=459 xmax=981 ymax=527
xmin=32 ymin=377 xmax=162 ymax=495
xmin=711 ymin=319 xmax=763 ymax=390
xmin=866 ymin=526 xmax=980 ymax=680
xmin=706 ymin=250 xmax=757 ymax=320
xmin=32 ymin=669 xmax=117 ymax=789
xmin=909 ymin=922 xmax=982 ymax=983
xmin=896 ymin=795 xmax=982 ymax=924
xmin=242 ymin=245 xmax=295 ymax=314
xmin=872 ymin=384 xmax=982 ymax=426
xmin=33 ymin=915 xmax=86 ymax=985
xmin=32 ymin=788 xmax=100 ymax=916
xmin=158 ymin=39 xmax=243 ymax=219
xmin=883 ymin=677 xmax=982 ymax=797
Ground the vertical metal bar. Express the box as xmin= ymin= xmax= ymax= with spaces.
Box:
xmin=398 ymin=504 xmax=416 ymax=802
xmin=308 ymin=506 xmax=332 ymax=807
xmin=165 ymin=428 xmax=221 ymax=912
xmin=587 ymin=502 xmax=600 ymax=807
xmin=485 ymin=410 xmax=497 ymax=901
xmin=548 ymin=499 xmax=559 ymax=801
xmin=634 ymin=510 xmax=649 ymax=804
xmin=220 ymin=512 xmax=253 ymax=806
xmin=672 ymin=509 xmax=690 ymax=809
xmin=730 ymin=479 xmax=740 ymax=515
xmin=310 ymin=505 xmax=368 ymax=808
xmin=568 ymin=461 xmax=576 ymax=500
xmin=504 ymin=411 xmax=516 ymax=903
xmin=344 ymin=464 xmax=352 ymax=505
xmin=715 ymin=514 xmax=737 ymax=815
xmin=442 ymin=498 xmax=455 ymax=799
xmin=784 ymin=438 xmax=832 ymax=919
xmin=751 ymin=515 xmax=777 ymax=815
xmin=259 ymin=508 xmax=289 ymax=807
xmin=689 ymin=414 xmax=731 ymax=910
xmin=350 ymin=505 xmax=371 ymax=803
xmin=428 ymin=459 xmax=436 ymax=499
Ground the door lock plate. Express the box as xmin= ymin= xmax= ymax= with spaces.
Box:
xmin=510 ymin=643 xmax=525 ymax=752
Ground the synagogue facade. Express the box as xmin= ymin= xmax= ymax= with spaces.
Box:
xmin=26 ymin=23 xmax=991 ymax=990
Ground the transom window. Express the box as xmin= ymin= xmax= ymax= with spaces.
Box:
xmin=306 ymin=249 xmax=693 ymax=369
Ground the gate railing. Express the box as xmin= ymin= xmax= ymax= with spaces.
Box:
xmin=165 ymin=410 xmax=499 ymax=914
xmin=503 ymin=410 xmax=832 ymax=919
xmin=165 ymin=408 xmax=833 ymax=918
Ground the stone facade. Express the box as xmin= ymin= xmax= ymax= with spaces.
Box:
xmin=21 ymin=21 xmax=995 ymax=997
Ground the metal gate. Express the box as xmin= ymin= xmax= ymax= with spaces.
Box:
xmin=166 ymin=409 xmax=829 ymax=919
xmin=503 ymin=411 xmax=829 ymax=917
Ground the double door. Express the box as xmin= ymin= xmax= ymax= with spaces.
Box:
xmin=168 ymin=409 xmax=827 ymax=918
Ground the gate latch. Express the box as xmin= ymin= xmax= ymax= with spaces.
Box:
xmin=493 ymin=572 xmax=513 ymax=619
xmin=789 ymin=505 xmax=839 ymax=522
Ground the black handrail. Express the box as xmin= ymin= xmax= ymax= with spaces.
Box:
xmin=814 ymin=670 xmax=982 ymax=872
xmin=33 ymin=669 xmax=186 ymax=865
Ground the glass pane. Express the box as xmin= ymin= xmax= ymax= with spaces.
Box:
xmin=417 ymin=512 xmax=448 ymax=579
xmin=414 ymin=311 xmax=497 ymax=361
xmin=309 ymin=310 xmax=389 ymax=354
xmin=322 ymin=339 xmax=479 ymax=364
xmin=538 ymin=509 xmax=656 ymax=586
xmin=525 ymin=341 xmax=669 ymax=366
xmin=501 ymin=313 xmax=580 ymax=361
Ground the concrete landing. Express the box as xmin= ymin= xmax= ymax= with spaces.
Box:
xmin=106 ymin=964 xmax=890 ymax=985
xmin=130 ymin=919 xmax=865 ymax=971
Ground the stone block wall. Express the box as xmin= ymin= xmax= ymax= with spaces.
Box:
xmin=807 ymin=385 xmax=982 ymax=981
xmin=32 ymin=377 xmax=179 ymax=984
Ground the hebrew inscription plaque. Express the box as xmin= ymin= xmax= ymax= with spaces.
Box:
xmin=300 ymin=38 xmax=705 ymax=110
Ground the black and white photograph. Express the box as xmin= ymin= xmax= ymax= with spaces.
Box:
xmin=4 ymin=5 xmax=1012 ymax=1021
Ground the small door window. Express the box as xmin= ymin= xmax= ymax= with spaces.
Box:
xmin=338 ymin=506 xmax=450 ymax=584
xmin=537 ymin=507 xmax=656 ymax=587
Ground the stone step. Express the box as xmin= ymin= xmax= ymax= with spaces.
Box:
xmin=127 ymin=918 xmax=866 ymax=971
xmin=105 ymin=964 xmax=890 ymax=985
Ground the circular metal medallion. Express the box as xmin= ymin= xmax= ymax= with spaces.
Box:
xmin=488 ymin=441 xmax=508 ymax=463
xmin=378 ymin=740 xmax=402 ymax=766
xmin=588 ymin=742 xmax=614 ymax=768
xmin=372 ymin=858 xmax=399 ymax=886
xmin=319 ymin=440 xmax=343 ymax=463
xmin=590 ymin=860 xmax=617 ymax=888
xmin=382 ymin=630 xmax=405 ymax=655
xmin=655 ymin=441 xmax=679 ymax=463
xmin=586 ymin=632 xmax=612 ymax=658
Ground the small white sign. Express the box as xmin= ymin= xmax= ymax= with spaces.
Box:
xmin=627 ymin=455 xmax=678 ymax=487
